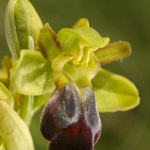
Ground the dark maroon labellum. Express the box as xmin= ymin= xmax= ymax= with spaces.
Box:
xmin=40 ymin=84 xmax=101 ymax=150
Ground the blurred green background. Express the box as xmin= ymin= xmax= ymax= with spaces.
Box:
xmin=0 ymin=0 xmax=150 ymax=150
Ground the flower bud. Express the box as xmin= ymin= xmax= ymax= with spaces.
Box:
xmin=40 ymin=84 xmax=101 ymax=150
xmin=0 ymin=101 xmax=34 ymax=150
xmin=5 ymin=0 xmax=43 ymax=59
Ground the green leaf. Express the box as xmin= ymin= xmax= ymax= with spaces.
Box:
xmin=0 ymin=101 xmax=34 ymax=150
xmin=10 ymin=50 xmax=55 ymax=96
xmin=92 ymin=68 xmax=140 ymax=112
xmin=0 ymin=82 xmax=14 ymax=108
xmin=95 ymin=41 xmax=131 ymax=65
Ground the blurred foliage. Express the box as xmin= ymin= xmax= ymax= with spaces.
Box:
xmin=0 ymin=0 xmax=150 ymax=150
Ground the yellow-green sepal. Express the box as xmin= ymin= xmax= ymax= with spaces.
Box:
xmin=10 ymin=50 xmax=55 ymax=96
xmin=92 ymin=68 xmax=140 ymax=112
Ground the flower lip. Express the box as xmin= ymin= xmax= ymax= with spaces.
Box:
xmin=40 ymin=83 xmax=81 ymax=141
xmin=40 ymin=83 xmax=101 ymax=150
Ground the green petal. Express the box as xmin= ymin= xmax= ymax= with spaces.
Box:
xmin=36 ymin=23 xmax=60 ymax=61
xmin=92 ymin=68 xmax=140 ymax=112
xmin=0 ymin=56 xmax=13 ymax=85
xmin=0 ymin=82 xmax=14 ymax=108
xmin=95 ymin=41 xmax=131 ymax=65
xmin=72 ymin=18 xmax=89 ymax=28
xmin=73 ymin=27 xmax=109 ymax=48
xmin=64 ymin=52 xmax=99 ymax=88
xmin=10 ymin=50 xmax=55 ymax=96
xmin=57 ymin=27 xmax=109 ymax=52
xmin=0 ymin=101 xmax=34 ymax=150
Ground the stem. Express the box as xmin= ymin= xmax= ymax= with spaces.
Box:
xmin=20 ymin=96 xmax=34 ymax=126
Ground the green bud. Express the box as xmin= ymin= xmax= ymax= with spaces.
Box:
xmin=0 ymin=101 xmax=34 ymax=150
xmin=5 ymin=0 xmax=43 ymax=59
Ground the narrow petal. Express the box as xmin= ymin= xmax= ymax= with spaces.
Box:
xmin=95 ymin=41 xmax=131 ymax=65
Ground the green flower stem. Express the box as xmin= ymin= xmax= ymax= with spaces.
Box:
xmin=20 ymin=96 xmax=34 ymax=126
xmin=33 ymin=93 xmax=52 ymax=112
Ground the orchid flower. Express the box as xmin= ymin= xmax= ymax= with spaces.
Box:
xmin=0 ymin=0 xmax=140 ymax=150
